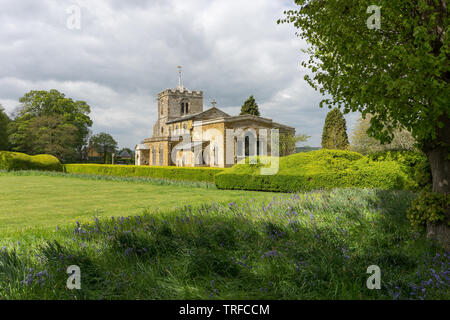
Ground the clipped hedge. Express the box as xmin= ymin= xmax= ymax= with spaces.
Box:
xmin=367 ymin=150 xmax=431 ymax=191
xmin=63 ymin=164 xmax=226 ymax=182
xmin=0 ymin=151 xmax=62 ymax=172
xmin=215 ymin=149 xmax=407 ymax=192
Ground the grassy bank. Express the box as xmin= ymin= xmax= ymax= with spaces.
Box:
xmin=1 ymin=188 xmax=448 ymax=300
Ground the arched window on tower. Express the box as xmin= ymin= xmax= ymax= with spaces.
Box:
xmin=180 ymin=100 xmax=189 ymax=115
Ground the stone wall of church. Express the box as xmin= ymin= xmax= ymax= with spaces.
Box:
xmin=143 ymin=140 xmax=171 ymax=166
xmin=155 ymin=89 xmax=203 ymax=139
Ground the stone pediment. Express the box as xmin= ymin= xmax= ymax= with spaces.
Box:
xmin=166 ymin=107 xmax=230 ymax=124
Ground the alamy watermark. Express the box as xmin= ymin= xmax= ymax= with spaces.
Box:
xmin=66 ymin=265 xmax=81 ymax=290
xmin=147 ymin=123 xmax=281 ymax=175
xmin=366 ymin=265 xmax=381 ymax=289
xmin=66 ymin=5 xmax=81 ymax=30
xmin=367 ymin=5 xmax=381 ymax=30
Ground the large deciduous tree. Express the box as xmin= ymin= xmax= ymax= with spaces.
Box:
xmin=279 ymin=1 xmax=449 ymax=193
xmin=27 ymin=115 xmax=79 ymax=161
xmin=240 ymin=95 xmax=261 ymax=116
xmin=10 ymin=89 xmax=93 ymax=160
xmin=321 ymin=108 xmax=349 ymax=150
xmin=280 ymin=0 xmax=449 ymax=245
xmin=0 ymin=105 xmax=10 ymax=150
xmin=89 ymin=132 xmax=118 ymax=164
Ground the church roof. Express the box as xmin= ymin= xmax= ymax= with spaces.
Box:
xmin=118 ymin=150 xmax=132 ymax=158
xmin=166 ymin=107 xmax=230 ymax=124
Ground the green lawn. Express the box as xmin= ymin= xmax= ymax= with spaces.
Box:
xmin=0 ymin=172 xmax=275 ymax=234
xmin=1 ymin=171 xmax=448 ymax=300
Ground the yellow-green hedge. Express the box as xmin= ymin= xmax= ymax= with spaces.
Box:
xmin=215 ymin=149 xmax=407 ymax=192
xmin=63 ymin=164 xmax=226 ymax=182
xmin=0 ymin=151 xmax=62 ymax=171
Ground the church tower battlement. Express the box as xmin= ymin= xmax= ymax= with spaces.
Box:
xmin=153 ymin=67 xmax=204 ymax=138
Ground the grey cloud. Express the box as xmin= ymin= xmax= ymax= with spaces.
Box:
xmin=0 ymin=0 xmax=358 ymax=149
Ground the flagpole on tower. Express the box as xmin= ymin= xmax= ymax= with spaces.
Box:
xmin=177 ymin=66 xmax=183 ymax=90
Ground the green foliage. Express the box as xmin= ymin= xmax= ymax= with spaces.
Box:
xmin=321 ymin=108 xmax=349 ymax=150
xmin=0 ymin=105 xmax=10 ymax=150
xmin=1 ymin=188 xmax=448 ymax=300
xmin=9 ymin=90 xmax=92 ymax=161
xmin=368 ymin=150 xmax=432 ymax=191
xmin=19 ymin=115 xmax=78 ymax=162
xmin=407 ymin=192 xmax=450 ymax=228
xmin=351 ymin=114 xmax=417 ymax=154
xmin=279 ymin=1 xmax=449 ymax=147
xmin=89 ymin=132 xmax=118 ymax=164
xmin=240 ymin=95 xmax=260 ymax=116
xmin=0 ymin=151 xmax=62 ymax=171
xmin=63 ymin=164 xmax=225 ymax=182
xmin=215 ymin=149 xmax=407 ymax=192
xmin=279 ymin=133 xmax=310 ymax=156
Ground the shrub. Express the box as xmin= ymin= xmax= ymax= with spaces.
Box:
xmin=215 ymin=149 xmax=406 ymax=192
xmin=0 ymin=151 xmax=62 ymax=172
xmin=63 ymin=164 xmax=225 ymax=182
xmin=406 ymin=192 xmax=450 ymax=228
xmin=368 ymin=150 xmax=431 ymax=191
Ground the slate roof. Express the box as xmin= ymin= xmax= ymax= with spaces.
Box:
xmin=166 ymin=107 xmax=230 ymax=124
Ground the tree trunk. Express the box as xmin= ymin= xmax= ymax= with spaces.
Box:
xmin=423 ymin=114 xmax=450 ymax=249
xmin=427 ymin=147 xmax=450 ymax=194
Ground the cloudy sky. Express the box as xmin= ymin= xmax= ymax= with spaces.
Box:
xmin=0 ymin=0 xmax=359 ymax=149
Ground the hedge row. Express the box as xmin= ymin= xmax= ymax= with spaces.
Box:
xmin=0 ymin=151 xmax=63 ymax=172
xmin=367 ymin=150 xmax=431 ymax=191
xmin=215 ymin=149 xmax=408 ymax=192
xmin=63 ymin=164 xmax=226 ymax=182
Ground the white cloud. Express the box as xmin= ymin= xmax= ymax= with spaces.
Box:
xmin=0 ymin=0 xmax=358 ymax=149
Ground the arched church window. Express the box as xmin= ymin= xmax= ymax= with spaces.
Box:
xmin=185 ymin=102 xmax=189 ymax=114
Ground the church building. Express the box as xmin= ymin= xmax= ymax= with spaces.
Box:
xmin=135 ymin=68 xmax=295 ymax=168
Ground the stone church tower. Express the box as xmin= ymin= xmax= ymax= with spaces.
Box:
xmin=153 ymin=67 xmax=203 ymax=138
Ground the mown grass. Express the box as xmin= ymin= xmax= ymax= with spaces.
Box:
xmin=1 ymin=188 xmax=448 ymax=300
xmin=0 ymin=170 xmax=275 ymax=235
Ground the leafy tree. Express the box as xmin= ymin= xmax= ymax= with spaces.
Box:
xmin=280 ymin=1 xmax=449 ymax=196
xmin=9 ymin=115 xmax=78 ymax=162
xmin=351 ymin=114 xmax=417 ymax=154
xmin=280 ymin=133 xmax=310 ymax=156
xmin=321 ymin=108 xmax=349 ymax=150
xmin=0 ymin=105 xmax=10 ymax=150
xmin=240 ymin=95 xmax=260 ymax=116
xmin=89 ymin=132 xmax=118 ymax=164
xmin=27 ymin=115 xmax=79 ymax=161
xmin=12 ymin=90 xmax=92 ymax=159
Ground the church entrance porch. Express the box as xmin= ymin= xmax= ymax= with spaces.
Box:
xmin=135 ymin=144 xmax=150 ymax=166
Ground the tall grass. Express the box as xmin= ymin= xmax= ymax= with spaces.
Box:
xmin=1 ymin=188 xmax=448 ymax=300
